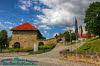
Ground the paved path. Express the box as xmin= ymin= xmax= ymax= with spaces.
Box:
xmin=0 ymin=42 xmax=98 ymax=66
xmin=29 ymin=42 xmax=85 ymax=59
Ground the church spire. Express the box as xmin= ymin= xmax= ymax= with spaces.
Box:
xmin=75 ymin=17 xmax=78 ymax=40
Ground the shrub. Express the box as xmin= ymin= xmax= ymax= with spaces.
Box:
xmin=39 ymin=43 xmax=56 ymax=50
xmin=86 ymin=37 xmax=99 ymax=42
xmin=6 ymin=48 xmax=33 ymax=53
xmin=29 ymin=43 xmax=56 ymax=54
xmin=29 ymin=49 xmax=52 ymax=54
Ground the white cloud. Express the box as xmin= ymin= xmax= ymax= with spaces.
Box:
xmin=21 ymin=18 xmax=24 ymax=22
xmin=34 ymin=6 xmax=41 ymax=11
xmin=33 ymin=20 xmax=40 ymax=25
xmin=39 ymin=25 xmax=51 ymax=30
xmin=9 ymin=27 xmax=13 ymax=29
xmin=67 ymin=27 xmax=75 ymax=32
xmin=4 ymin=21 xmax=13 ymax=25
xmin=63 ymin=25 xmax=87 ymax=34
xmin=0 ymin=22 xmax=6 ymax=28
xmin=38 ymin=0 xmax=100 ymax=26
xmin=44 ymin=31 xmax=47 ymax=33
xmin=19 ymin=0 xmax=33 ymax=11
xmin=53 ymin=32 xmax=59 ymax=37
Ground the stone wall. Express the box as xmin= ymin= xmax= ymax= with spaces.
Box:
xmin=9 ymin=31 xmax=38 ymax=48
xmin=9 ymin=30 xmax=66 ymax=48
xmin=37 ymin=38 xmax=57 ymax=45
xmin=59 ymin=50 xmax=100 ymax=65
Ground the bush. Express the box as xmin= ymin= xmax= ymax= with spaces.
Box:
xmin=29 ymin=43 xmax=56 ymax=54
xmin=29 ymin=49 xmax=52 ymax=54
xmin=6 ymin=48 xmax=33 ymax=53
xmin=6 ymin=43 xmax=56 ymax=54
xmin=39 ymin=43 xmax=56 ymax=50
xmin=86 ymin=37 xmax=99 ymax=42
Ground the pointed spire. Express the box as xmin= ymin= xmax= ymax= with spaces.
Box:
xmin=80 ymin=25 xmax=83 ymax=37
xmin=75 ymin=17 xmax=78 ymax=40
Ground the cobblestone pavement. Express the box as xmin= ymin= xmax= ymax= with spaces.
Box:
xmin=0 ymin=42 xmax=98 ymax=66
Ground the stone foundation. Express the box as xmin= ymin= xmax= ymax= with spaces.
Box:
xmin=59 ymin=50 xmax=100 ymax=65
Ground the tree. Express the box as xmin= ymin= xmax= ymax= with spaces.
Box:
xmin=84 ymin=2 xmax=100 ymax=37
xmin=59 ymin=31 xmax=76 ymax=42
xmin=0 ymin=30 xmax=8 ymax=49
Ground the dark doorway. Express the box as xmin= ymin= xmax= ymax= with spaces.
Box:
xmin=14 ymin=42 xmax=20 ymax=48
xmin=39 ymin=42 xmax=44 ymax=46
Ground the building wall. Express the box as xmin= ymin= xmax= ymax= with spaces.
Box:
xmin=9 ymin=31 xmax=66 ymax=48
xmin=9 ymin=31 xmax=38 ymax=48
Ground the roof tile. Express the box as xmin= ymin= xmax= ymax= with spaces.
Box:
xmin=10 ymin=22 xmax=38 ymax=30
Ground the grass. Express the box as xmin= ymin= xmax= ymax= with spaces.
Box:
xmin=28 ymin=49 xmax=52 ymax=54
xmin=75 ymin=37 xmax=100 ymax=52
xmin=28 ymin=43 xmax=56 ymax=54
xmin=65 ymin=42 xmax=80 ymax=46
xmin=6 ymin=48 xmax=33 ymax=53
xmin=6 ymin=43 xmax=56 ymax=54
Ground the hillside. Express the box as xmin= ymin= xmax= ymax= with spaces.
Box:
xmin=75 ymin=37 xmax=100 ymax=52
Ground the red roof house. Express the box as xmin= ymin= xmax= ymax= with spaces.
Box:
xmin=10 ymin=22 xmax=38 ymax=31
xmin=78 ymin=34 xmax=94 ymax=38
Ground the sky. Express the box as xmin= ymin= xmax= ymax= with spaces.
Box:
xmin=0 ymin=0 xmax=99 ymax=38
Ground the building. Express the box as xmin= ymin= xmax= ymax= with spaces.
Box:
xmin=9 ymin=22 xmax=45 ymax=48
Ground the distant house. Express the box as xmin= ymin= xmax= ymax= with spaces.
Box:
xmin=9 ymin=22 xmax=45 ymax=48
xmin=78 ymin=34 xmax=95 ymax=40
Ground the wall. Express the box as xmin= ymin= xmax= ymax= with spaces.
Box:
xmin=59 ymin=50 xmax=100 ymax=65
xmin=9 ymin=31 xmax=66 ymax=48
xmin=37 ymin=38 xmax=57 ymax=45
xmin=9 ymin=31 xmax=38 ymax=48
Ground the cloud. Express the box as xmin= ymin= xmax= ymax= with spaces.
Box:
xmin=9 ymin=27 xmax=13 ymax=29
xmin=0 ymin=22 xmax=7 ymax=28
xmin=53 ymin=32 xmax=59 ymax=37
xmin=39 ymin=25 xmax=51 ymax=30
xmin=38 ymin=0 xmax=100 ymax=26
xmin=34 ymin=6 xmax=41 ymax=11
xmin=21 ymin=18 xmax=24 ymax=22
xmin=44 ymin=31 xmax=47 ymax=33
xmin=4 ymin=21 xmax=17 ymax=26
xmin=19 ymin=0 xmax=33 ymax=11
xmin=4 ymin=21 xmax=13 ymax=25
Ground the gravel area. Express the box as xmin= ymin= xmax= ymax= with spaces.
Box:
xmin=0 ymin=42 xmax=98 ymax=66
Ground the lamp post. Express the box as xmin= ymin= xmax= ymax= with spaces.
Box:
xmin=68 ymin=30 xmax=72 ymax=51
xmin=68 ymin=30 xmax=72 ymax=44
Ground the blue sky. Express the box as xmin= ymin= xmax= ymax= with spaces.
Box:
xmin=0 ymin=0 xmax=99 ymax=38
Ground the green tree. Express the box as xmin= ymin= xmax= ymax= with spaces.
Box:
xmin=59 ymin=31 xmax=76 ymax=42
xmin=84 ymin=2 xmax=100 ymax=37
xmin=0 ymin=30 xmax=8 ymax=49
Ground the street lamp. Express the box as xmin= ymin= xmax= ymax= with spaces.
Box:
xmin=68 ymin=30 xmax=72 ymax=44
xmin=68 ymin=30 xmax=72 ymax=51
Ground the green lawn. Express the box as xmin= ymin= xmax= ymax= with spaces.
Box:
xmin=6 ymin=43 xmax=56 ymax=54
xmin=75 ymin=37 xmax=100 ymax=52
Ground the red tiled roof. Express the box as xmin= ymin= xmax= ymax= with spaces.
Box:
xmin=78 ymin=34 xmax=94 ymax=38
xmin=10 ymin=22 xmax=38 ymax=31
